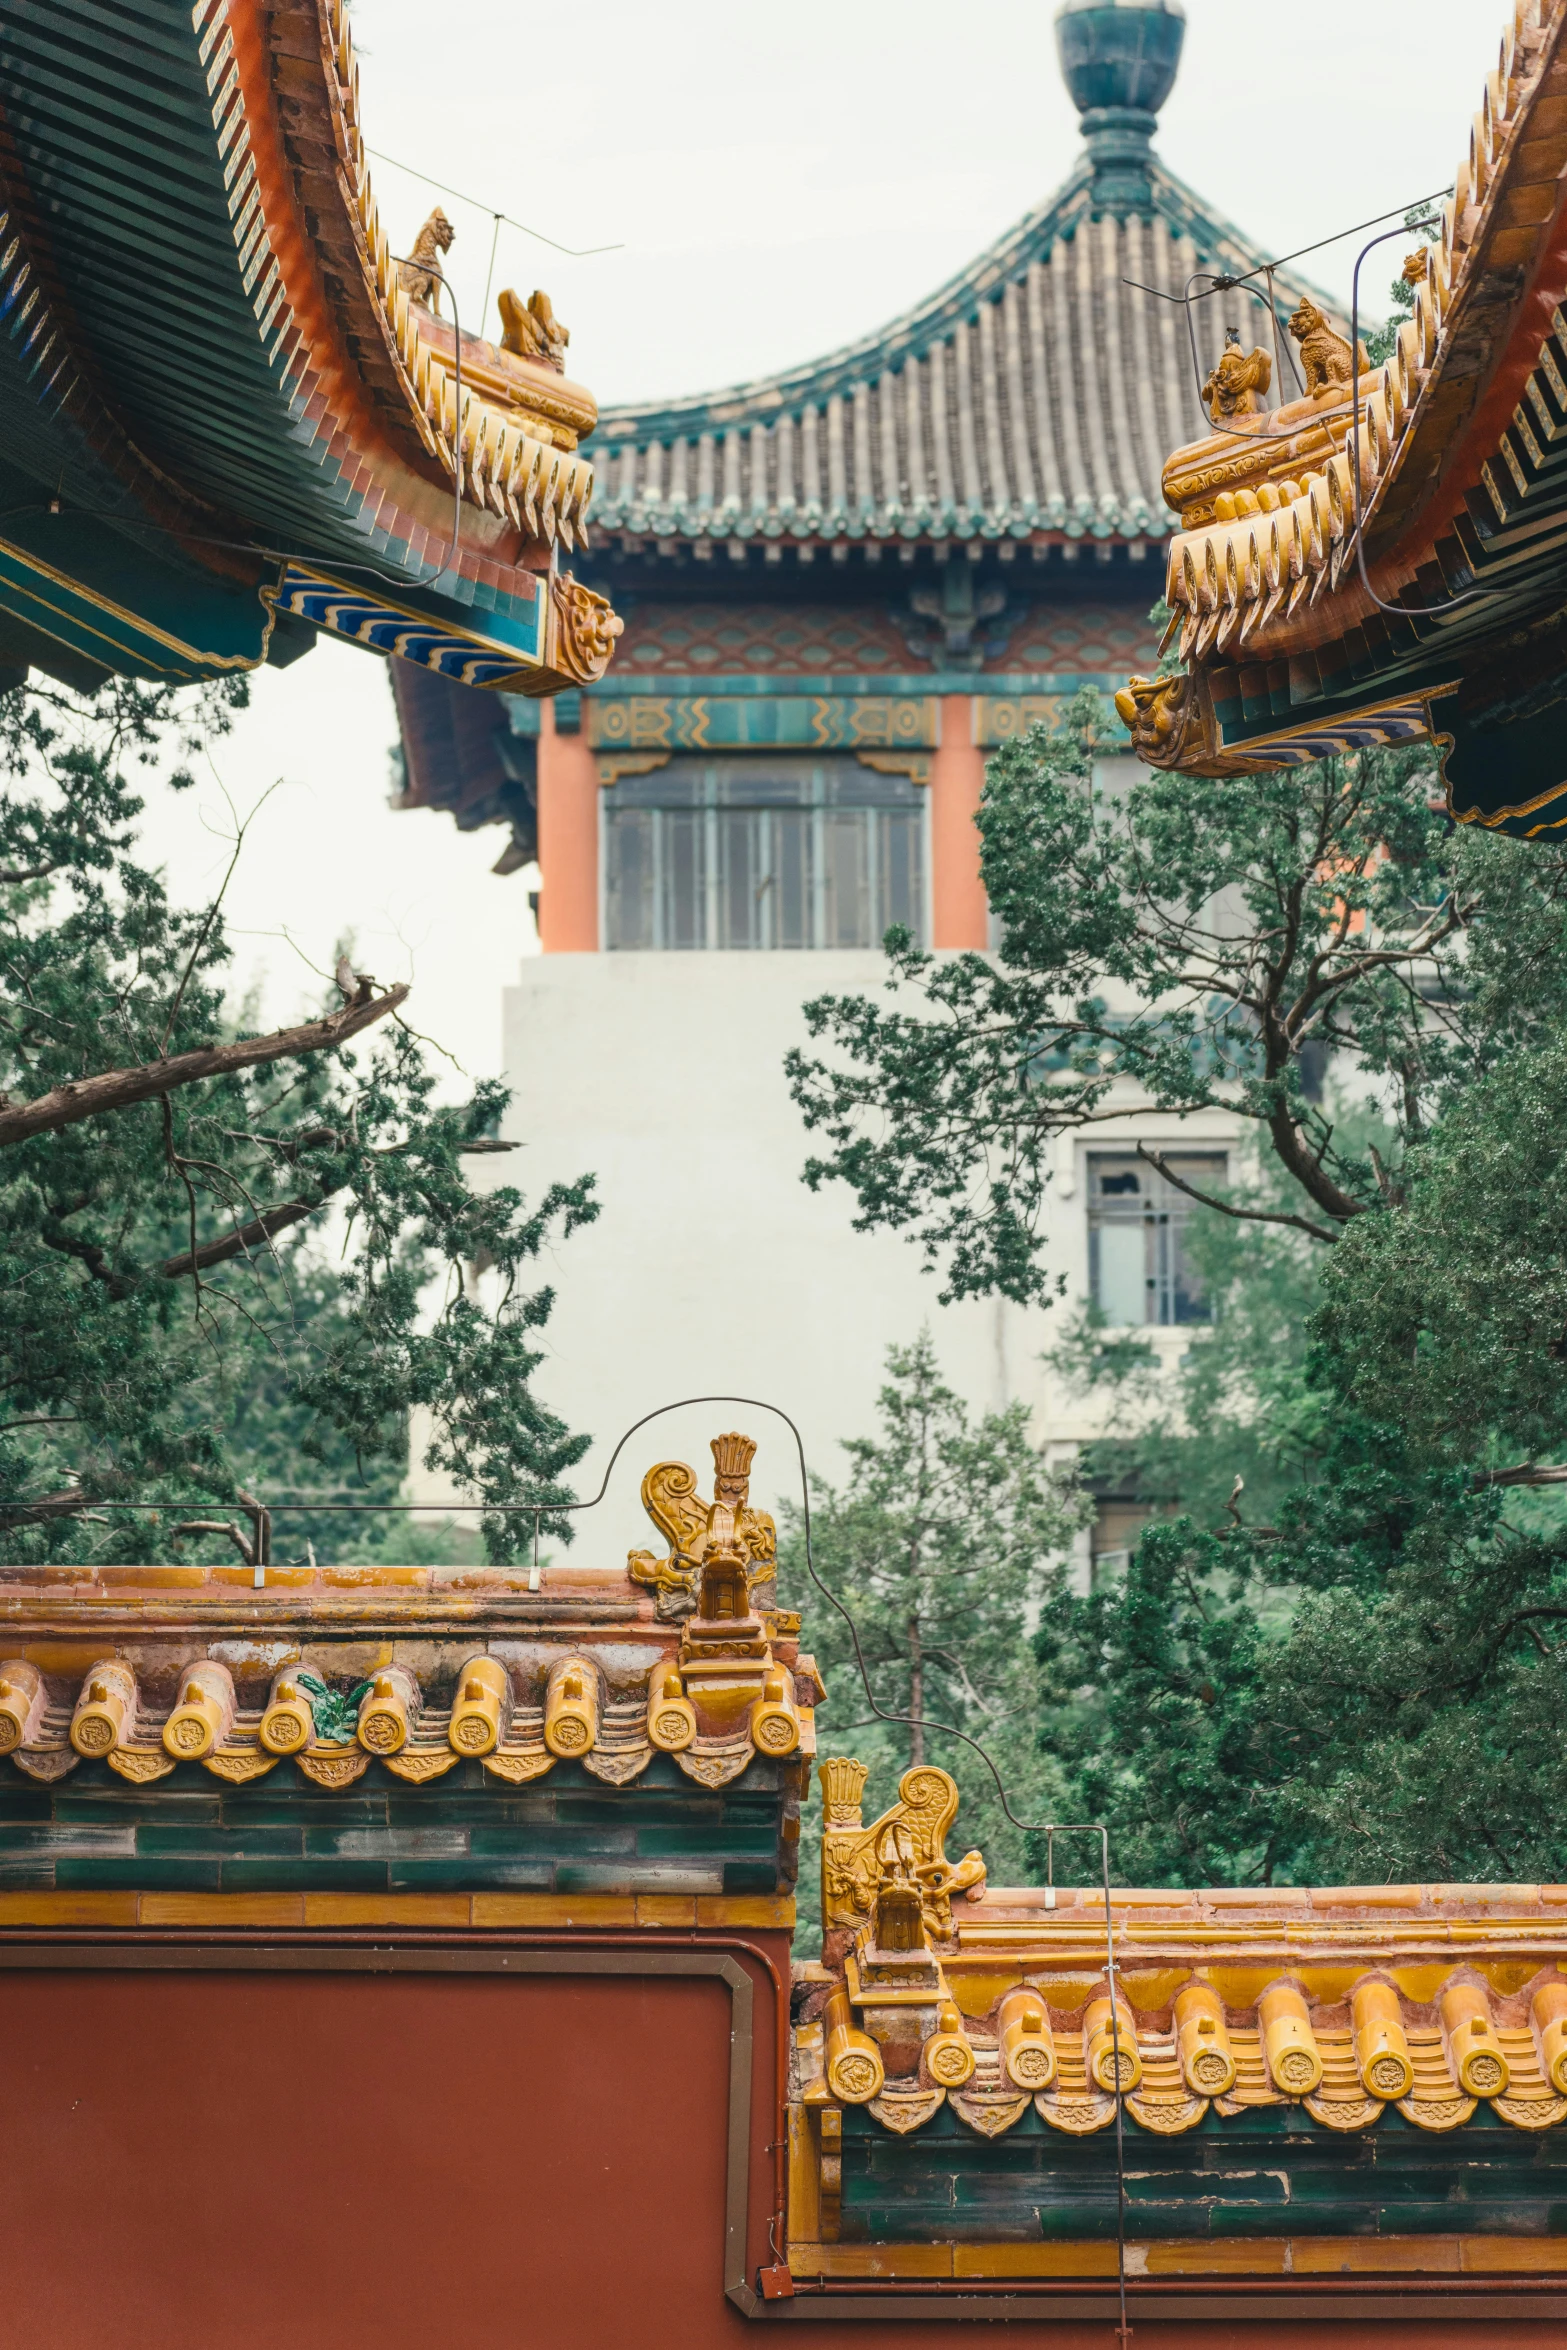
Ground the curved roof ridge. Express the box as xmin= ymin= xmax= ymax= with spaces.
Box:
xmin=595 ymin=155 xmax=1341 ymax=450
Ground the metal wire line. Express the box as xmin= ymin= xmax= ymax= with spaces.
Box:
xmin=5 ymin=1392 xmax=1138 ymax=2336
xmin=1122 ymin=186 xmax=1457 ymax=453
xmin=366 ymin=147 xmax=624 ymax=262
xmin=1120 ymin=182 xmax=1457 ymax=310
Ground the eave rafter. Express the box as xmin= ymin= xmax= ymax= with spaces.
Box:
xmin=1118 ymin=0 xmax=1567 ymax=822
xmin=0 ymin=0 xmax=623 ymax=696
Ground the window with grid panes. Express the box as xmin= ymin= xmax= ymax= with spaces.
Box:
xmin=602 ymin=757 xmax=926 ymax=950
xmin=1086 ymin=1152 xmax=1227 ymax=1327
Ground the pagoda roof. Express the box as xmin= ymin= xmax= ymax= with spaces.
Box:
xmin=590 ymin=158 xmax=1340 ymax=556
xmin=1120 ymin=0 xmax=1567 ymax=836
xmin=0 ymin=0 xmax=620 ymax=699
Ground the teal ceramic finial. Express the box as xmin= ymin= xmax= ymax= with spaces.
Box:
xmin=1055 ymin=0 xmax=1186 ymax=214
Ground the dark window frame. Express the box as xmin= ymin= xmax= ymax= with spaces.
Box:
xmin=601 ymin=756 xmax=928 ymax=951
xmin=1085 ymin=1149 xmax=1228 ymax=1328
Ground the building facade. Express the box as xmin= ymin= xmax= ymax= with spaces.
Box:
xmin=393 ymin=1 xmax=1346 ymax=1504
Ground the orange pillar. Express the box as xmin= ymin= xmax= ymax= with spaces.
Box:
xmin=929 ymin=692 xmax=989 ymax=949
xmin=535 ymin=700 xmax=599 ymax=952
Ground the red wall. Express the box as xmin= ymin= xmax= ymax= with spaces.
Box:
xmin=929 ymin=695 xmax=989 ymax=951
xmin=0 ymin=1957 xmax=1556 ymax=2348
xmin=2 ymin=1963 xmax=746 ymax=2347
xmin=536 ymin=702 xmax=599 ymax=951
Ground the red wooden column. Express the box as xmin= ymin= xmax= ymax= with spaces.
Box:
xmin=929 ymin=691 xmax=989 ymax=949
xmin=536 ymin=700 xmax=599 ymax=951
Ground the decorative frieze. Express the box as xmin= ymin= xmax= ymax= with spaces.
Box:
xmin=587 ymin=694 xmax=940 ymax=756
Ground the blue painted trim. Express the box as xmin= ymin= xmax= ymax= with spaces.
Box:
xmin=586 ymin=670 xmax=1131 ymax=698
xmin=271 ymin=565 xmax=546 ymax=685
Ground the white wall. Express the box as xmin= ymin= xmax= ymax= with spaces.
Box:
xmin=499 ymin=949 xmax=1239 ymax=1511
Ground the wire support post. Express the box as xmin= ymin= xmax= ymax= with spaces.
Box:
xmin=237 ymin=1488 xmax=271 ymax=1589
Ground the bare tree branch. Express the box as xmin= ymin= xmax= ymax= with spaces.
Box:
xmin=158 ymin=779 xmax=282 ymax=1053
xmin=170 ymin=1518 xmax=255 ymax=1565
xmin=151 ymin=1133 xmax=511 ymax=1283
xmin=0 ymin=983 xmax=408 ymax=1149
xmin=0 ymin=1486 xmax=91 ymax=1528
xmin=155 ymin=1192 xmax=334 ymax=1282
xmin=1135 ymin=1146 xmax=1343 ymax=1245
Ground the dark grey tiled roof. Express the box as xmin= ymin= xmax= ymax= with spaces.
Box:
xmin=590 ymin=157 xmax=1337 ymax=553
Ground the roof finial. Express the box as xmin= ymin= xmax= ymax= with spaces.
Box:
xmin=1055 ymin=0 xmax=1186 ymax=216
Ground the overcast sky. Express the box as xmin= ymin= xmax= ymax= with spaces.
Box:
xmin=139 ymin=0 xmax=1498 ymax=1089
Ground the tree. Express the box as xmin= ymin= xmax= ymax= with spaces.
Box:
xmin=1036 ymin=1048 xmax=1567 ymax=1890
xmin=780 ymin=1331 xmax=1086 ymax=1941
xmin=0 ymin=673 xmax=595 ymax=1565
xmin=788 ymin=691 xmax=1567 ymax=1300
xmin=787 ymin=695 xmax=1567 ymax=1887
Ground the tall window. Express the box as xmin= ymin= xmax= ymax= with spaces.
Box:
xmin=1086 ymin=1152 xmax=1226 ymax=1327
xmin=602 ymin=758 xmax=926 ymax=950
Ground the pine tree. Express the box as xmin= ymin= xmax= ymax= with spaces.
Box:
xmin=0 ymin=674 xmax=594 ymax=1566
xmin=781 ymin=1332 xmax=1086 ymax=1941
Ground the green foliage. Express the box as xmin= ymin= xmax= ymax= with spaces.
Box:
xmin=296 ymin=1671 xmax=371 ymax=1743
xmin=780 ymin=1332 xmax=1085 ymax=1945
xmin=788 ymin=683 xmax=1567 ymax=1890
xmin=1312 ymin=1042 xmax=1567 ymax=1468
xmin=0 ymin=676 xmax=594 ymax=1564
xmin=1042 ymin=1047 xmax=1567 ymax=1887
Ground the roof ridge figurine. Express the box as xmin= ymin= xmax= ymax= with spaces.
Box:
xmin=1116 ymin=0 xmax=1567 ymax=831
xmin=395 ymin=205 xmax=455 ymax=313
xmin=629 ymin=1432 xmax=779 ymax=1620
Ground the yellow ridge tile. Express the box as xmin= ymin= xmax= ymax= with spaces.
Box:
xmin=1293 ymin=2238 xmax=1460 ymax=2274
xmin=697 ymin=1895 xmax=795 ymax=1929
xmin=953 ymin=2243 xmax=1118 ymax=2278
xmin=303 ymin=1893 xmax=473 ymax=1927
xmin=1460 ymin=2237 xmax=1567 ymax=2273
xmin=140 ymin=1893 xmax=304 ymax=1927
xmin=471 ymin=1894 xmax=634 ymax=1927
xmin=0 ymin=1890 xmax=137 ymax=1926
xmin=807 ymin=2245 xmax=954 ymax=2279
xmin=1141 ymin=2240 xmax=1289 ymax=2275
